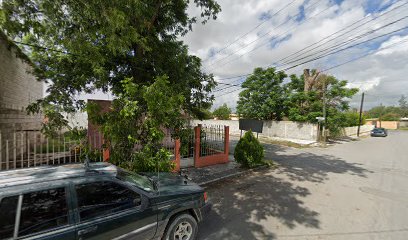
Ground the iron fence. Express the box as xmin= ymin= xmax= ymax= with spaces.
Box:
xmin=179 ymin=128 xmax=195 ymax=158
xmin=200 ymin=124 xmax=225 ymax=157
xmin=0 ymin=130 xmax=103 ymax=171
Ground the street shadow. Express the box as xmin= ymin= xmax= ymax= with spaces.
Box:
xmin=198 ymin=136 xmax=371 ymax=239
xmin=263 ymin=146 xmax=371 ymax=183
xmin=198 ymin=170 xmax=319 ymax=240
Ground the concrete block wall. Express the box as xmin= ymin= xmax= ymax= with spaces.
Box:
xmin=0 ymin=34 xmax=43 ymax=112
xmin=190 ymin=120 xmax=318 ymax=141
xmin=342 ymin=125 xmax=375 ymax=136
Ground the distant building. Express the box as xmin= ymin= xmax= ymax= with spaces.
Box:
xmin=229 ymin=113 xmax=239 ymax=120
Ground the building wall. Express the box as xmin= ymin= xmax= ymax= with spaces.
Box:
xmin=341 ymin=125 xmax=375 ymax=137
xmin=398 ymin=121 xmax=408 ymax=128
xmin=0 ymin=33 xmax=43 ymax=113
xmin=0 ymin=32 xmax=43 ymax=162
xmin=365 ymin=120 xmax=399 ymax=130
xmin=190 ymin=120 xmax=318 ymax=141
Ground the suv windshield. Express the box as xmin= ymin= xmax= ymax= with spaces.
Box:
xmin=117 ymin=170 xmax=155 ymax=192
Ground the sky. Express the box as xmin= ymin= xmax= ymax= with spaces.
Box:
xmin=181 ymin=0 xmax=408 ymax=112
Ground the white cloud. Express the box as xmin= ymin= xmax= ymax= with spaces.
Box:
xmin=182 ymin=0 xmax=408 ymax=110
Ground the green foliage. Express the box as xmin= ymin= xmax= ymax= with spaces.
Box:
xmin=342 ymin=111 xmax=366 ymax=127
xmin=286 ymin=74 xmax=358 ymax=135
xmin=178 ymin=128 xmax=194 ymax=157
xmin=234 ymin=130 xmax=264 ymax=168
xmin=119 ymin=147 xmax=175 ymax=173
xmin=366 ymin=105 xmax=402 ymax=119
xmin=380 ymin=113 xmax=401 ymax=121
xmin=1 ymin=0 xmax=221 ymax=172
xmin=93 ymin=76 xmax=185 ymax=172
xmin=398 ymin=95 xmax=408 ymax=117
xmin=237 ymin=67 xmax=287 ymax=120
xmin=201 ymin=108 xmax=214 ymax=120
xmin=213 ymin=103 xmax=231 ymax=120
xmin=236 ymin=68 xmax=358 ymax=136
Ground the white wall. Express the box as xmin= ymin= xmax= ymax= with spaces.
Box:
xmin=190 ymin=120 xmax=318 ymax=141
xmin=342 ymin=125 xmax=375 ymax=136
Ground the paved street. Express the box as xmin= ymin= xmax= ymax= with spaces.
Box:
xmin=198 ymin=131 xmax=408 ymax=240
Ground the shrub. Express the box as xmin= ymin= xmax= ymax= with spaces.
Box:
xmin=234 ymin=130 xmax=264 ymax=168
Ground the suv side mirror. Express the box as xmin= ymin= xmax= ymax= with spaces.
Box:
xmin=134 ymin=197 xmax=142 ymax=206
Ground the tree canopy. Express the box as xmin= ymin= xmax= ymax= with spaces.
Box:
xmin=0 ymin=0 xmax=221 ymax=171
xmin=237 ymin=67 xmax=359 ymax=135
xmin=213 ymin=103 xmax=231 ymax=120
xmin=237 ymin=67 xmax=287 ymax=120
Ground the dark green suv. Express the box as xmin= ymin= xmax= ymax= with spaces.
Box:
xmin=0 ymin=162 xmax=211 ymax=240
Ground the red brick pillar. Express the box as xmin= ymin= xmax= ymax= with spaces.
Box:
xmin=103 ymin=139 xmax=110 ymax=162
xmin=194 ymin=125 xmax=201 ymax=167
xmin=173 ymin=139 xmax=181 ymax=172
xmin=224 ymin=126 xmax=230 ymax=157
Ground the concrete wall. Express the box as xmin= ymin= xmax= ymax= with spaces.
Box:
xmin=365 ymin=120 xmax=399 ymax=130
xmin=341 ymin=125 xmax=375 ymax=137
xmin=400 ymin=121 xmax=408 ymax=128
xmin=190 ymin=120 xmax=318 ymax=141
xmin=0 ymin=32 xmax=44 ymax=163
xmin=0 ymin=33 xmax=43 ymax=113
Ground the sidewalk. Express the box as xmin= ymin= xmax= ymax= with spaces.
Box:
xmin=181 ymin=155 xmax=267 ymax=186
xmin=181 ymin=155 xmax=247 ymax=186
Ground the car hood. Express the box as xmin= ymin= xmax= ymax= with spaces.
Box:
xmin=145 ymin=172 xmax=203 ymax=196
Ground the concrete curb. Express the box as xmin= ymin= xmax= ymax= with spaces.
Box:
xmin=197 ymin=165 xmax=269 ymax=187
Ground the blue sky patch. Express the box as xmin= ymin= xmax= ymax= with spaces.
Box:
xmin=270 ymin=34 xmax=292 ymax=49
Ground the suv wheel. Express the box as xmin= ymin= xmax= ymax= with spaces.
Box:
xmin=164 ymin=213 xmax=198 ymax=240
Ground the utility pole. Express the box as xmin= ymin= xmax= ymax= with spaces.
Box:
xmin=357 ymin=92 xmax=365 ymax=137
xmin=322 ymin=77 xmax=326 ymax=145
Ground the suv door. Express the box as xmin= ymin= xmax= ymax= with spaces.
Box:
xmin=0 ymin=186 xmax=76 ymax=240
xmin=72 ymin=180 xmax=157 ymax=240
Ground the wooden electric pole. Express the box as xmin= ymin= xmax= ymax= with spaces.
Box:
xmin=357 ymin=92 xmax=365 ymax=137
xmin=322 ymin=77 xmax=327 ymax=145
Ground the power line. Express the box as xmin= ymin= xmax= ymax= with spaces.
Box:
xmin=279 ymin=15 xmax=408 ymax=67
xmin=206 ymin=0 xmax=299 ymax=59
xmin=209 ymin=1 xmax=334 ymax=72
xmin=281 ymin=24 xmax=408 ymax=71
xmin=214 ymin=1 xmax=408 ymax=81
xmin=277 ymin=0 xmax=408 ymax=65
xmin=214 ymin=35 xmax=408 ymax=99
xmin=204 ymin=0 xmax=325 ymax=70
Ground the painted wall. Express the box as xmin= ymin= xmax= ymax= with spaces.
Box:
xmin=342 ymin=125 xmax=375 ymax=136
xmin=190 ymin=119 xmax=318 ymax=141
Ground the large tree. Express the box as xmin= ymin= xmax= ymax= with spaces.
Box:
xmin=0 ymin=0 xmax=221 ymax=171
xmin=237 ymin=67 xmax=287 ymax=120
xmin=286 ymin=74 xmax=358 ymax=134
xmin=286 ymin=73 xmax=358 ymax=135
xmin=398 ymin=95 xmax=408 ymax=117
xmin=213 ymin=103 xmax=231 ymax=120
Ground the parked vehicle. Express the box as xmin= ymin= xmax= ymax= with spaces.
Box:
xmin=371 ymin=128 xmax=388 ymax=137
xmin=0 ymin=162 xmax=211 ymax=240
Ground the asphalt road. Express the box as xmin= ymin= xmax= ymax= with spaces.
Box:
xmin=198 ymin=130 xmax=408 ymax=240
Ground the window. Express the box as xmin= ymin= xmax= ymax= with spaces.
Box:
xmin=76 ymin=181 xmax=141 ymax=221
xmin=19 ymin=188 xmax=68 ymax=237
xmin=0 ymin=196 xmax=18 ymax=239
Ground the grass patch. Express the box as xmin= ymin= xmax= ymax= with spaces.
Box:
xmin=398 ymin=127 xmax=408 ymax=130
xmin=257 ymin=136 xmax=310 ymax=149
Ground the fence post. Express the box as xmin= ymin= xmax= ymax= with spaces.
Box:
xmin=194 ymin=125 xmax=201 ymax=167
xmin=224 ymin=126 xmax=229 ymax=156
xmin=173 ymin=139 xmax=181 ymax=172
xmin=103 ymin=139 xmax=110 ymax=162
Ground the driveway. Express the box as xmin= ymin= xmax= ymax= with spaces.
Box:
xmin=198 ymin=130 xmax=408 ymax=240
